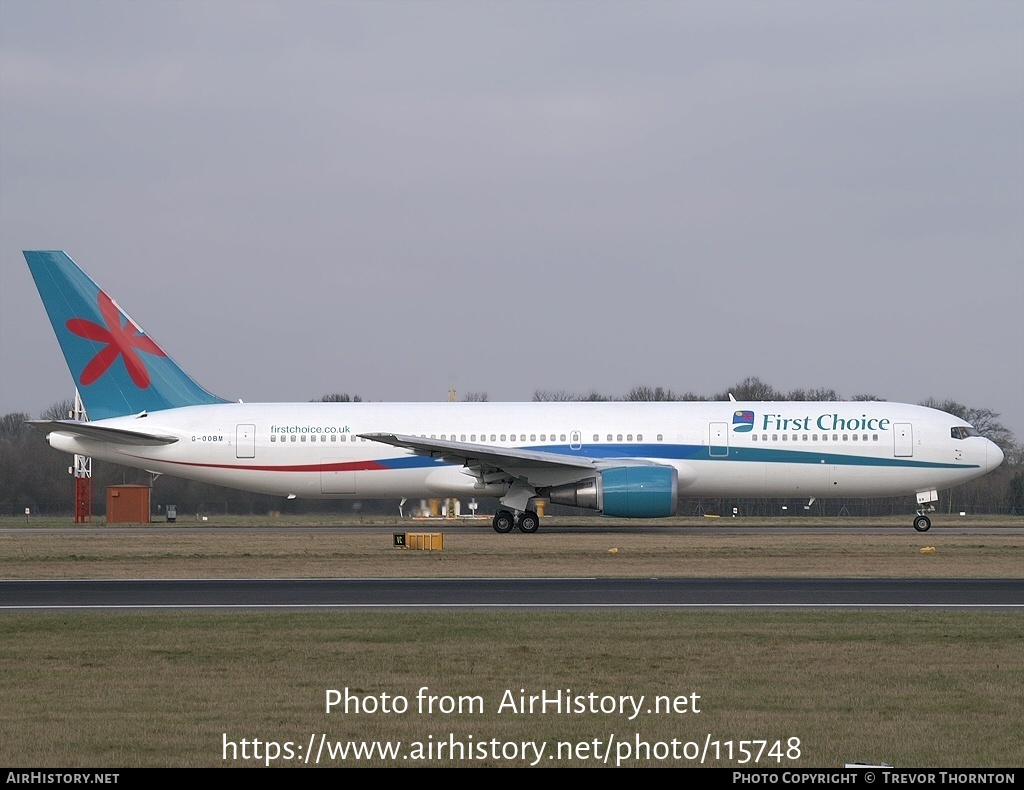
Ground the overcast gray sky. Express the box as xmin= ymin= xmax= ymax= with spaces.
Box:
xmin=2 ymin=1 xmax=1022 ymax=436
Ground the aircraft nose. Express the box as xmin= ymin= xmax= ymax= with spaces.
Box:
xmin=987 ymin=441 xmax=1004 ymax=472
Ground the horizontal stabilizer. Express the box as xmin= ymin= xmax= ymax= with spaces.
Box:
xmin=28 ymin=420 xmax=179 ymax=446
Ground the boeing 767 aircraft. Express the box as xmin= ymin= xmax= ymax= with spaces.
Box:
xmin=24 ymin=251 xmax=1004 ymax=533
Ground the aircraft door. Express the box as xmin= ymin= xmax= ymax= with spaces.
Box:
xmin=236 ymin=424 xmax=256 ymax=458
xmin=709 ymin=422 xmax=729 ymax=457
xmin=321 ymin=460 xmax=356 ymax=494
xmin=894 ymin=423 xmax=913 ymax=457
xmin=570 ymin=430 xmax=582 ymax=450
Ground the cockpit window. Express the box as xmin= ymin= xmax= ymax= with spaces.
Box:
xmin=951 ymin=426 xmax=981 ymax=440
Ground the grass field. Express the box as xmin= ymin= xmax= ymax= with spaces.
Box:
xmin=2 ymin=516 xmax=1021 ymax=768
xmin=1 ymin=611 xmax=1021 ymax=767
xmin=1 ymin=515 xmax=1022 ymax=579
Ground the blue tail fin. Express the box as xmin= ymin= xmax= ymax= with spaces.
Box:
xmin=25 ymin=251 xmax=228 ymax=420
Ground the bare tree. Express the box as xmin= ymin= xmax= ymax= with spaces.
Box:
xmin=625 ymin=386 xmax=680 ymax=401
xmin=920 ymin=398 xmax=1016 ymax=451
xmin=533 ymin=390 xmax=574 ymax=402
xmin=39 ymin=399 xmax=75 ymax=420
xmin=1008 ymin=473 xmax=1024 ymax=514
xmin=533 ymin=390 xmax=611 ymax=402
xmin=0 ymin=412 xmax=31 ymax=441
xmin=805 ymin=387 xmax=840 ymax=401
xmin=717 ymin=377 xmax=782 ymax=401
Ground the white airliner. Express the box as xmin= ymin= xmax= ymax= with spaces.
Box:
xmin=24 ymin=251 xmax=1004 ymax=533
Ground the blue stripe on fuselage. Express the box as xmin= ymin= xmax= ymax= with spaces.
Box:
xmin=370 ymin=443 xmax=976 ymax=471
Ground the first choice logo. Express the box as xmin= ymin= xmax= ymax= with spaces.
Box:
xmin=733 ymin=412 xmax=894 ymax=433
xmin=733 ymin=411 xmax=755 ymax=432
xmin=761 ymin=414 xmax=892 ymax=432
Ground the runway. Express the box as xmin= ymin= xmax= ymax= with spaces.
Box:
xmin=4 ymin=523 xmax=1023 ymax=537
xmin=3 ymin=577 xmax=1022 ymax=610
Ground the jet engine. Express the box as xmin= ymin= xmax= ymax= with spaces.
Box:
xmin=547 ymin=466 xmax=678 ymax=518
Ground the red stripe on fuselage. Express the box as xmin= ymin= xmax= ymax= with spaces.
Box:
xmin=120 ymin=455 xmax=389 ymax=473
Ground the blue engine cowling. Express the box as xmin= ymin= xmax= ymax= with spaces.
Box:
xmin=548 ymin=466 xmax=678 ymax=518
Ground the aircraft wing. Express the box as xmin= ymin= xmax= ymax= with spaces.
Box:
xmin=359 ymin=432 xmax=599 ymax=471
xmin=28 ymin=420 xmax=180 ymax=446
xmin=360 ymin=432 xmax=667 ymax=488
xmin=361 ymin=432 xmax=680 ymax=514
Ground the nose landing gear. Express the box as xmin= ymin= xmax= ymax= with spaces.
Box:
xmin=913 ymin=489 xmax=938 ymax=532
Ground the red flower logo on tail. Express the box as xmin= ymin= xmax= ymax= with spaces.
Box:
xmin=66 ymin=291 xmax=167 ymax=388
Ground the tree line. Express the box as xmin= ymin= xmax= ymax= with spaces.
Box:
xmin=2 ymin=379 xmax=1021 ymax=517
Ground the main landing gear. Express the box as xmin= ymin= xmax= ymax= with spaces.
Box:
xmin=492 ymin=508 xmax=541 ymax=534
xmin=913 ymin=514 xmax=931 ymax=532
xmin=492 ymin=509 xmax=514 ymax=533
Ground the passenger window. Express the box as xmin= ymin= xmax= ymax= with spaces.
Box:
xmin=271 ymin=435 xmax=276 ymax=442
xmin=560 ymin=434 xmax=566 ymax=441
xmin=637 ymin=434 xmax=642 ymax=441
xmin=593 ymin=434 xmax=599 ymax=442
xmin=627 ymin=434 xmax=633 ymax=441
xmin=657 ymin=434 xmax=663 ymax=441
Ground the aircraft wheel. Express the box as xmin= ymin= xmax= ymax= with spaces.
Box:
xmin=493 ymin=509 xmax=515 ymax=533
xmin=517 ymin=510 xmax=540 ymax=534
xmin=913 ymin=515 xmax=931 ymax=532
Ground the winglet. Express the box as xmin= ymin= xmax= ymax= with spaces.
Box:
xmin=25 ymin=251 xmax=228 ymax=419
